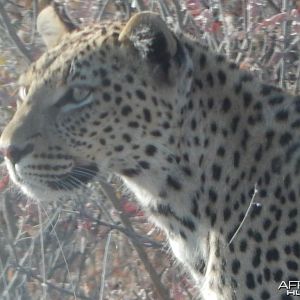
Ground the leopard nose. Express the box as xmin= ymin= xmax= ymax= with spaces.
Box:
xmin=0 ymin=144 xmax=34 ymax=165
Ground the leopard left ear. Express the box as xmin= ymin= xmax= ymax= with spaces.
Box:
xmin=119 ymin=12 xmax=184 ymax=81
xmin=37 ymin=0 xmax=78 ymax=49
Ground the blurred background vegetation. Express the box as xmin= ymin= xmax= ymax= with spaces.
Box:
xmin=0 ymin=1 xmax=299 ymax=299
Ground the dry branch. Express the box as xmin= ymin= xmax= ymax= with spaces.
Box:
xmin=14 ymin=265 xmax=93 ymax=300
xmin=0 ymin=3 xmax=32 ymax=63
xmin=99 ymin=181 xmax=172 ymax=300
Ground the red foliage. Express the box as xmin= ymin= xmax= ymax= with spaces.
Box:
xmin=0 ymin=174 xmax=9 ymax=191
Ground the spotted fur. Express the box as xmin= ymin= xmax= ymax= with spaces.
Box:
xmin=1 ymin=9 xmax=300 ymax=300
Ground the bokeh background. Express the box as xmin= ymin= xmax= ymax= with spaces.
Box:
xmin=0 ymin=1 xmax=299 ymax=299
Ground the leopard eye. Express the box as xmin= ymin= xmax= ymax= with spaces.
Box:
xmin=72 ymin=87 xmax=92 ymax=103
xmin=59 ymin=86 xmax=93 ymax=112
xmin=18 ymin=86 xmax=28 ymax=101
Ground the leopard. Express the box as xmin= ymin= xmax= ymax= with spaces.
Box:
xmin=1 ymin=3 xmax=300 ymax=300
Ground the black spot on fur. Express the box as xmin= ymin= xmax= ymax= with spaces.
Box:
xmin=191 ymin=197 xmax=200 ymax=218
xmin=222 ymin=97 xmax=231 ymax=112
xmin=275 ymin=110 xmax=289 ymax=121
xmin=269 ymin=95 xmax=284 ymax=105
xmin=271 ymin=156 xmax=282 ymax=174
xmin=199 ymin=53 xmax=207 ymax=68
xmin=157 ymin=204 xmax=172 ymax=216
xmin=246 ymin=272 xmax=256 ymax=289
xmin=260 ymin=84 xmax=273 ymax=95
xmin=212 ymin=164 xmax=222 ymax=181
xmin=136 ymin=90 xmax=146 ymax=100
xmin=266 ymin=248 xmax=279 ymax=262
xmin=206 ymin=73 xmax=214 ymax=87
xmin=138 ymin=160 xmax=150 ymax=169
xmin=231 ymin=116 xmax=240 ymax=133
xmin=232 ymin=259 xmax=240 ymax=274
xmin=145 ymin=145 xmax=157 ymax=156
xmin=143 ymin=108 xmax=152 ymax=122
xmin=223 ymin=207 xmax=231 ymax=222
xmin=166 ymin=175 xmax=182 ymax=190
xmin=285 ymin=221 xmax=297 ymax=235
xmin=217 ymin=70 xmax=226 ymax=85
xmin=180 ymin=230 xmax=187 ymax=239
xmin=243 ymin=92 xmax=252 ymax=108
xmin=279 ymin=132 xmax=292 ymax=146
xmin=233 ymin=151 xmax=240 ymax=168
xmin=181 ymin=218 xmax=196 ymax=231
xmin=208 ymin=188 xmax=217 ymax=203
xmin=195 ymin=259 xmax=206 ymax=274
xmin=121 ymin=168 xmax=141 ymax=177
xmin=252 ymin=248 xmax=261 ymax=267
xmin=121 ymin=105 xmax=132 ymax=116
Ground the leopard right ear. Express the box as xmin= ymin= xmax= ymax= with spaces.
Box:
xmin=119 ymin=12 xmax=185 ymax=84
xmin=37 ymin=0 xmax=78 ymax=49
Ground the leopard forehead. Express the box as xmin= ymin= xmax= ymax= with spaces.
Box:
xmin=19 ymin=23 xmax=126 ymax=89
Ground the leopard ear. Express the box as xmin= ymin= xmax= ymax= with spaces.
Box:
xmin=119 ymin=12 xmax=183 ymax=80
xmin=37 ymin=0 xmax=78 ymax=49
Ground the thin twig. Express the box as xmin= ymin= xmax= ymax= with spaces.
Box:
xmin=14 ymin=265 xmax=93 ymax=300
xmin=294 ymin=59 xmax=300 ymax=94
xmin=1 ymin=238 xmax=34 ymax=297
xmin=156 ymin=0 xmax=170 ymax=21
xmin=79 ymin=210 xmax=162 ymax=249
xmin=0 ymin=3 xmax=32 ymax=63
xmin=171 ymin=0 xmax=184 ymax=31
xmin=217 ymin=0 xmax=231 ymax=56
xmin=75 ymin=246 xmax=90 ymax=295
xmin=37 ymin=205 xmax=47 ymax=300
xmin=0 ymin=257 xmax=10 ymax=300
xmin=3 ymin=192 xmax=18 ymax=240
xmin=41 ymin=206 xmax=78 ymax=300
xmin=280 ymin=0 xmax=290 ymax=89
xmin=266 ymin=0 xmax=281 ymax=12
xmin=134 ymin=0 xmax=146 ymax=11
xmin=94 ymin=0 xmax=111 ymax=21
xmin=29 ymin=0 xmax=38 ymax=44
xmin=228 ymin=184 xmax=258 ymax=245
xmin=98 ymin=231 xmax=112 ymax=300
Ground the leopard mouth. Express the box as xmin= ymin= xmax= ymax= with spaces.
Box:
xmin=45 ymin=163 xmax=99 ymax=191
xmin=6 ymin=159 xmax=99 ymax=194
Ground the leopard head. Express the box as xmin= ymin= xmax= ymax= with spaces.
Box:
xmin=0 ymin=7 xmax=193 ymax=200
